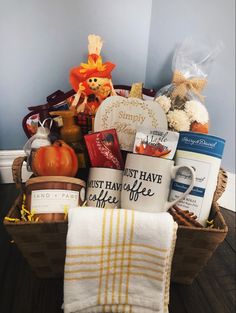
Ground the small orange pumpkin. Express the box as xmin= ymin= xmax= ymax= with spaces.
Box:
xmin=32 ymin=140 xmax=78 ymax=177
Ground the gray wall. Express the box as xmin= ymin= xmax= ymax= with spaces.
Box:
xmin=146 ymin=0 xmax=235 ymax=172
xmin=0 ymin=0 xmax=235 ymax=172
xmin=0 ymin=0 xmax=152 ymax=146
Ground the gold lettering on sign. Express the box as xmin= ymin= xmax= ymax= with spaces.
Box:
xmin=114 ymin=122 xmax=136 ymax=136
xmin=118 ymin=111 xmax=146 ymax=124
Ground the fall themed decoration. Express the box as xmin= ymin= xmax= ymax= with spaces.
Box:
xmin=31 ymin=140 xmax=78 ymax=177
xmin=69 ymin=34 xmax=116 ymax=114
xmin=128 ymin=82 xmax=144 ymax=99
xmin=94 ymin=95 xmax=167 ymax=151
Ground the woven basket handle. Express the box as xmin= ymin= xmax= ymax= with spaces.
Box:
xmin=12 ymin=156 xmax=27 ymax=191
xmin=212 ymin=168 xmax=228 ymax=211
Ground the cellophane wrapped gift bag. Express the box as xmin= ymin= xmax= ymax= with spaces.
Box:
xmin=155 ymin=38 xmax=222 ymax=134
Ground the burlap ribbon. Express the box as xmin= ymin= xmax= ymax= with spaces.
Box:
xmin=171 ymin=70 xmax=207 ymax=101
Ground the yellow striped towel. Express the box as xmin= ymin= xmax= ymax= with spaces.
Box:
xmin=63 ymin=207 xmax=178 ymax=313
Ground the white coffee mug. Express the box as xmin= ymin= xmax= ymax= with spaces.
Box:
xmin=121 ymin=153 xmax=195 ymax=213
xmin=86 ymin=167 xmax=123 ymax=208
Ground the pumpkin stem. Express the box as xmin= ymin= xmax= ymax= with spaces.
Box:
xmin=53 ymin=140 xmax=75 ymax=153
xmin=53 ymin=140 xmax=66 ymax=147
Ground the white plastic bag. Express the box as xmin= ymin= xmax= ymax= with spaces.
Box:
xmin=155 ymin=37 xmax=223 ymax=133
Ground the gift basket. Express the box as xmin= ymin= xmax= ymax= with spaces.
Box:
xmin=4 ymin=35 xmax=228 ymax=285
xmin=4 ymin=156 xmax=228 ymax=283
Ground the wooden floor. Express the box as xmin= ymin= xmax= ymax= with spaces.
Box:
xmin=0 ymin=184 xmax=235 ymax=313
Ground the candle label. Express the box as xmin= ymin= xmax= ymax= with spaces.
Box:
xmin=31 ymin=189 xmax=82 ymax=213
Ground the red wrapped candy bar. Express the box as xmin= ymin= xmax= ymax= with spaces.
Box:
xmin=84 ymin=129 xmax=124 ymax=169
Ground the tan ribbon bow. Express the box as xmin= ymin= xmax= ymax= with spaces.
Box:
xmin=172 ymin=70 xmax=207 ymax=101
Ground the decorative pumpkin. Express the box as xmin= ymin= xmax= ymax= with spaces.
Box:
xmin=94 ymin=95 xmax=168 ymax=151
xmin=32 ymin=140 xmax=78 ymax=177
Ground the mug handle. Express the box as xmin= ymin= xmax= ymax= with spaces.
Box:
xmin=164 ymin=165 xmax=196 ymax=211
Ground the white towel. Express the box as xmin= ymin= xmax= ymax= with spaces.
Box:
xmin=63 ymin=207 xmax=177 ymax=313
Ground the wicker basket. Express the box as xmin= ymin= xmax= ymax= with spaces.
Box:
xmin=4 ymin=157 xmax=228 ymax=283
xmin=171 ymin=202 xmax=227 ymax=284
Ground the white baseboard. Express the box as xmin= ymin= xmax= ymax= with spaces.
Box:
xmin=0 ymin=150 xmax=31 ymax=184
xmin=0 ymin=150 xmax=235 ymax=212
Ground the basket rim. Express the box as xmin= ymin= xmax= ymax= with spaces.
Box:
xmin=4 ymin=194 xmax=228 ymax=234
xmin=178 ymin=224 xmax=228 ymax=233
xmin=177 ymin=202 xmax=228 ymax=233
xmin=3 ymin=194 xmax=68 ymax=226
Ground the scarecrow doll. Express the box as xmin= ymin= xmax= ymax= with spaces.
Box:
xmin=69 ymin=34 xmax=116 ymax=115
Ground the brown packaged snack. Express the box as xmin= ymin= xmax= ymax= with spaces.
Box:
xmin=168 ymin=205 xmax=203 ymax=228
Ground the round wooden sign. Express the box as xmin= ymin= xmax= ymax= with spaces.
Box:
xmin=94 ymin=96 xmax=167 ymax=151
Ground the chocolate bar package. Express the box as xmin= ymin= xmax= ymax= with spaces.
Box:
xmin=84 ymin=129 xmax=124 ymax=169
